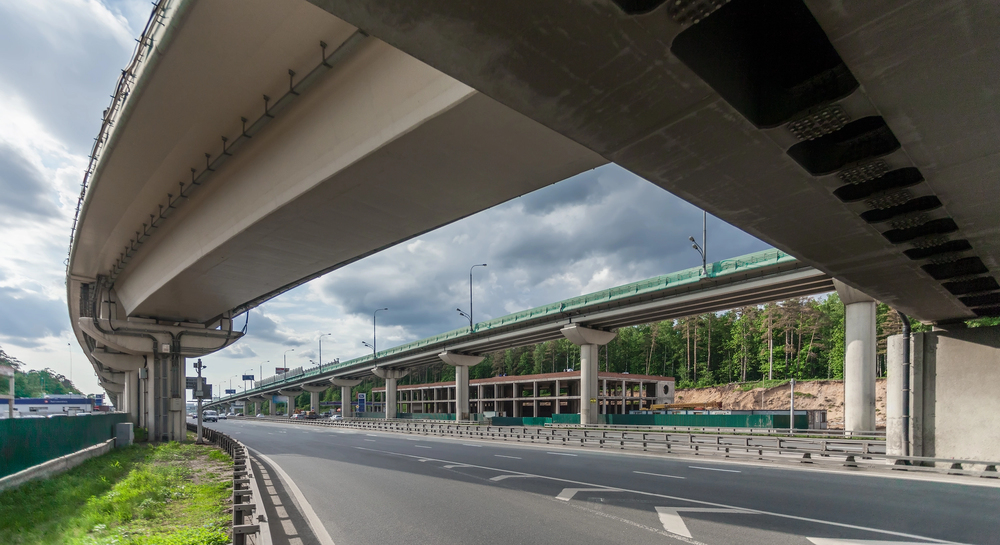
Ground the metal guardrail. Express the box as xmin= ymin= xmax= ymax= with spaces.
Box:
xmin=543 ymin=422 xmax=885 ymax=440
xmin=187 ymin=423 xmax=263 ymax=544
xmin=240 ymin=416 xmax=998 ymax=479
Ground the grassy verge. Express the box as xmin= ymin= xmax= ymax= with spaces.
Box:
xmin=0 ymin=439 xmax=232 ymax=545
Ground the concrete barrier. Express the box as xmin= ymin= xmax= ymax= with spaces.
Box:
xmin=0 ymin=438 xmax=115 ymax=493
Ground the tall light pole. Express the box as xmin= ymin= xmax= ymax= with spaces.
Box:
xmin=283 ymin=349 xmax=295 ymax=377
xmin=67 ymin=342 xmax=73 ymax=383
xmin=362 ymin=308 xmax=388 ymax=358
xmin=457 ymin=264 xmax=487 ymax=332
xmin=319 ymin=333 xmax=332 ymax=367
xmin=688 ymin=211 xmax=707 ymax=276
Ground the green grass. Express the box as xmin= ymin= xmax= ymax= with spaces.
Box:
xmin=0 ymin=441 xmax=232 ymax=545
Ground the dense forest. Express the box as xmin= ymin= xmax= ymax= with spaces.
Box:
xmin=0 ymin=347 xmax=82 ymax=398
xmin=294 ymin=294 xmax=999 ymax=411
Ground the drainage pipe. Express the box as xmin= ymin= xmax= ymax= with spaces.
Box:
xmin=896 ymin=311 xmax=911 ymax=457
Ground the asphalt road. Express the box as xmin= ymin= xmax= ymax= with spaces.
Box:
xmin=204 ymin=418 xmax=1000 ymax=545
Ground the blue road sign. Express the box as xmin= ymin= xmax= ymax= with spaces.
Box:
xmin=242 ymin=375 xmax=254 ymax=381
xmin=225 ymin=389 xmax=236 ymax=394
xmin=357 ymin=392 xmax=366 ymax=413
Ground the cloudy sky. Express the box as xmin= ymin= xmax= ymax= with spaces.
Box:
xmin=0 ymin=0 xmax=770 ymax=398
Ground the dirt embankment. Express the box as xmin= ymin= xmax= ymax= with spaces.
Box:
xmin=675 ymin=379 xmax=887 ymax=429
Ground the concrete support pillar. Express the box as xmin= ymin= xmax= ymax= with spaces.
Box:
xmin=330 ymin=378 xmax=362 ymax=417
xmin=835 ymin=280 xmax=877 ymax=432
xmin=554 ymin=380 xmax=560 ymax=415
xmin=439 ymin=352 xmax=484 ymax=421
xmin=123 ymin=370 xmax=139 ymax=424
xmin=372 ymin=368 xmax=409 ymax=419
xmin=561 ymin=325 xmax=617 ymax=425
xmin=886 ymin=334 xmax=907 ymax=456
xmin=302 ymin=384 xmax=328 ymax=414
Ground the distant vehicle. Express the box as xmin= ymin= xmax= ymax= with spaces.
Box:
xmin=305 ymin=411 xmax=319 ymax=420
xmin=331 ymin=414 xmax=343 ymax=420
xmin=203 ymin=410 xmax=218 ymax=422
xmin=218 ymin=413 xmax=227 ymax=420
xmin=256 ymin=413 xmax=265 ymax=418
xmin=290 ymin=413 xmax=304 ymax=419
xmin=188 ymin=413 xmax=195 ymax=418
xmin=47 ymin=414 xmax=68 ymax=418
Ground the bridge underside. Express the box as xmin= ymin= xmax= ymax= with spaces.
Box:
xmin=306 ymin=0 xmax=1000 ymax=324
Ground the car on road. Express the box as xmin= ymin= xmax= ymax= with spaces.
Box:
xmin=256 ymin=413 xmax=265 ymax=418
xmin=218 ymin=412 xmax=227 ymax=420
xmin=331 ymin=414 xmax=343 ymax=420
xmin=203 ymin=410 xmax=218 ymax=423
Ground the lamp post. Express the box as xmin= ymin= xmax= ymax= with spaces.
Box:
xmin=457 ymin=264 xmax=487 ymax=332
xmin=688 ymin=211 xmax=707 ymax=276
xmin=319 ymin=333 xmax=332 ymax=368
xmin=283 ymin=349 xmax=295 ymax=378
xmin=363 ymin=308 xmax=389 ymax=359
xmin=67 ymin=342 xmax=73 ymax=383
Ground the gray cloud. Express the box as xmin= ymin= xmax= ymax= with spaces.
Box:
xmin=0 ymin=143 xmax=60 ymax=223
xmin=0 ymin=284 xmax=67 ymax=347
xmin=0 ymin=1 xmax=138 ymax=153
xmin=219 ymin=343 xmax=258 ymax=359
xmin=244 ymin=309 xmax=300 ymax=347
xmin=316 ymin=166 xmax=770 ymax=344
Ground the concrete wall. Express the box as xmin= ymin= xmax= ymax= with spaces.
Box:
xmin=888 ymin=325 xmax=1000 ymax=461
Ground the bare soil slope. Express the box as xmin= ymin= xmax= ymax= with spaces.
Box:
xmin=675 ymin=379 xmax=887 ymax=429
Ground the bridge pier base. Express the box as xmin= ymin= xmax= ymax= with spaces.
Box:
xmin=561 ymin=325 xmax=617 ymax=426
xmin=330 ymin=379 xmax=362 ymax=417
xmin=373 ymin=368 xmax=409 ymax=419
xmin=439 ymin=352 xmax=485 ymax=421
xmin=303 ymin=384 xmax=329 ymax=414
xmin=835 ymin=280 xmax=877 ymax=433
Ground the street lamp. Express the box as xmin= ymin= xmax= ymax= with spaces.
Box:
xmin=283 ymin=349 xmax=295 ymax=378
xmin=457 ymin=264 xmax=487 ymax=332
xmin=319 ymin=333 xmax=332 ymax=368
xmin=688 ymin=211 xmax=707 ymax=276
xmin=363 ymin=308 xmax=389 ymax=358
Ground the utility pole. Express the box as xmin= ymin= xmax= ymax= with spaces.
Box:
xmin=194 ymin=359 xmax=206 ymax=444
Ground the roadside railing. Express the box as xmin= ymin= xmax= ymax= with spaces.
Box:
xmin=187 ymin=423 xmax=263 ymax=545
xmin=544 ymin=422 xmax=885 ymax=440
xmin=241 ymin=415 xmax=998 ymax=479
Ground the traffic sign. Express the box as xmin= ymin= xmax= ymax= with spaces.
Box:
xmin=225 ymin=389 xmax=236 ymax=394
xmin=242 ymin=374 xmax=254 ymax=381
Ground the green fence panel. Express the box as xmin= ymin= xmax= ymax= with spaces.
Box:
xmin=490 ymin=417 xmax=526 ymax=426
xmin=771 ymin=414 xmax=809 ymax=429
xmin=0 ymin=413 xmax=128 ymax=478
xmin=399 ymin=413 xmax=455 ymax=420
xmin=551 ymin=414 xmax=582 ymax=424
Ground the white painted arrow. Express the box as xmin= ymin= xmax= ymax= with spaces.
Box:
xmin=655 ymin=506 xmax=756 ymax=539
xmin=555 ymin=487 xmax=622 ymax=501
xmin=490 ymin=474 xmax=534 ymax=482
xmin=806 ymin=537 xmax=952 ymax=545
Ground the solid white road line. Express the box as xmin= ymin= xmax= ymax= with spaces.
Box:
xmin=364 ymin=439 xmax=376 ymax=442
xmin=249 ymin=449 xmax=336 ymax=545
xmin=689 ymin=466 xmax=741 ymax=473
xmin=546 ymin=452 xmax=577 ymax=456
xmin=494 ymin=455 xmax=522 ymax=459
xmin=415 ymin=445 xmax=432 ymax=449
xmin=806 ymin=537 xmax=936 ymax=545
xmin=634 ymin=470 xmax=685 ymax=479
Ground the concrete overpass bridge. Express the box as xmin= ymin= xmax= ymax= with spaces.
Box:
xmin=69 ymin=0 xmax=1000 ymax=458
xmin=206 ymin=250 xmax=833 ymax=420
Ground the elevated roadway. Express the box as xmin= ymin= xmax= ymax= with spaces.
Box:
xmin=307 ymin=0 xmax=1000 ymax=324
xmin=66 ymin=0 xmax=1000 ymax=447
xmin=208 ymin=250 xmax=832 ymax=416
